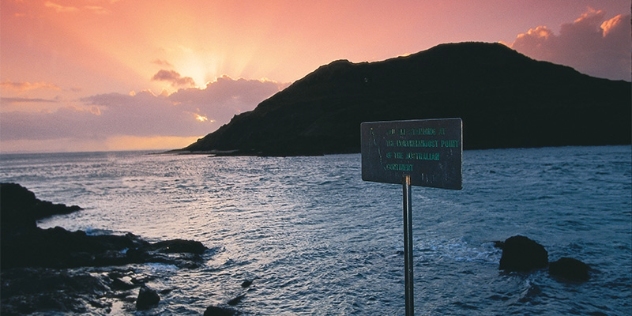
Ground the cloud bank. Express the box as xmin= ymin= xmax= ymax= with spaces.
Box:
xmin=1 ymin=77 xmax=287 ymax=148
xmin=509 ymin=10 xmax=631 ymax=81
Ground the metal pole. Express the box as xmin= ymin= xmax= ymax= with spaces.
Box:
xmin=403 ymin=174 xmax=414 ymax=316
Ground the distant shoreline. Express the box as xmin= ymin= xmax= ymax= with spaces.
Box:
xmin=2 ymin=143 xmax=630 ymax=158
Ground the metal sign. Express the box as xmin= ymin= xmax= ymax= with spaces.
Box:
xmin=361 ymin=118 xmax=462 ymax=189
xmin=361 ymin=118 xmax=463 ymax=316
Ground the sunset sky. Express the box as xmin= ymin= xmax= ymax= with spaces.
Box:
xmin=1 ymin=0 xmax=630 ymax=153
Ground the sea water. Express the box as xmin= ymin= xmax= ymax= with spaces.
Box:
xmin=1 ymin=146 xmax=630 ymax=315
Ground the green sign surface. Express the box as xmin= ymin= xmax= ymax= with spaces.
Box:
xmin=361 ymin=118 xmax=462 ymax=189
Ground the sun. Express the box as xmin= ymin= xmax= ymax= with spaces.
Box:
xmin=195 ymin=114 xmax=209 ymax=122
xmin=177 ymin=53 xmax=221 ymax=88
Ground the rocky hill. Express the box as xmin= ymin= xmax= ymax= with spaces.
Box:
xmin=180 ymin=42 xmax=631 ymax=156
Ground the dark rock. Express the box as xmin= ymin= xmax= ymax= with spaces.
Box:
xmin=549 ymin=257 xmax=590 ymax=282
xmin=241 ymin=279 xmax=253 ymax=288
xmin=0 ymin=268 xmax=112 ymax=315
xmin=204 ymin=305 xmax=240 ymax=316
xmin=227 ymin=294 xmax=246 ymax=306
xmin=1 ymin=225 xmax=151 ymax=269
xmin=499 ymin=235 xmax=548 ymax=272
xmin=1 ymin=183 xmax=208 ymax=270
xmin=136 ymin=286 xmax=160 ymax=310
xmin=159 ymin=288 xmax=173 ymax=295
xmin=2 ymin=224 xmax=207 ymax=269
xmin=32 ymin=200 xmax=82 ymax=221
xmin=149 ymin=238 xmax=207 ymax=254
xmin=0 ymin=183 xmax=81 ymax=231
xmin=111 ymin=276 xmax=137 ymax=290
xmin=1 ymin=183 xmax=38 ymax=230
xmin=0 ymin=184 xmax=210 ymax=315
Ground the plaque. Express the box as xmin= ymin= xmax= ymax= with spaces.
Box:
xmin=361 ymin=118 xmax=462 ymax=189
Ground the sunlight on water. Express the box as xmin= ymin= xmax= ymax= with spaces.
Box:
xmin=1 ymin=146 xmax=630 ymax=315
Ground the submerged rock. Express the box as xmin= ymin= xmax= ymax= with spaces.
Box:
xmin=2 ymin=226 xmax=147 ymax=269
xmin=498 ymin=235 xmax=548 ymax=272
xmin=136 ymin=286 xmax=160 ymax=310
xmin=1 ymin=268 xmax=113 ymax=314
xmin=518 ymin=282 xmax=542 ymax=303
xmin=204 ymin=305 xmax=240 ymax=316
xmin=227 ymin=293 xmax=246 ymax=306
xmin=149 ymin=238 xmax=207 ymax=254
xmin=549 ymin=257 xmax=590 ymax=282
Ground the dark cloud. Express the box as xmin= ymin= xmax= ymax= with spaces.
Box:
xmin=0 ymin=76 xmax=287 ymax=141
xmin=510 ymin=10 xmax=631 ymax=81
xmin=151 ymin=69 xmax=196 ymax=87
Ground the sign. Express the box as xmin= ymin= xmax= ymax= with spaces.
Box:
xmin=361 ymin=118 xmax=463 ymax=316
xmin=361 ymin=118 xmax=462 ymax=189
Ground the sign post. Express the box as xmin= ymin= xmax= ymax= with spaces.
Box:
xmin=361 ymin=118 xmax=463 ymax=316
xmin=402 ymin=173 xmax=413 ymax=314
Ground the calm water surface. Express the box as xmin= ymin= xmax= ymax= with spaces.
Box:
xmin=1 ymin=146 xmax=630 ymax=315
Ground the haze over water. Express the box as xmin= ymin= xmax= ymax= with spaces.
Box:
xmin=1 ymin=145 xmax=630 ymax=314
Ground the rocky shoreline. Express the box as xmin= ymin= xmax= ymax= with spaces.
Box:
xmin=1 ymin=183 xmax=590 ymax=314
xmin=0 ymin=183 xmax=241 ymax=315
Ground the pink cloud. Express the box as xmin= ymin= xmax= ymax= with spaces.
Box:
xmin=0 ymin=80 xmax=61 ymax=92
xmin=509 ymin=10 xmax=631 ymax=81
xmin=85 ymin=6 xmax=110 ymax=15
xmin=151 ymin=69 xmax=196 ymax=87
xmin=151 ymin=59 xmax=174 ymax=68
xmin=0 ymin=77 xmax=286 ymax=142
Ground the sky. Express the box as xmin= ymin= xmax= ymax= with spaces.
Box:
xmin=1 ymin=0 xmax=630 ymax=153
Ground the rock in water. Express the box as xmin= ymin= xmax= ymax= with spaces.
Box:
xmin=227 ymin=294 xmax=245 ymax=306
xmin=204 ymin=305 xmax=239 ymax=316
xmin=136 ymin=286 xmax=160 ymax=310
xmin=549 ymin=257 xmax=590 ymax=282
xmin=1 ymin=183 xmax=39 ymax=231
xmin=149 ymin=239 xmax=207 ymax=254
xmin=0 ymin=182 xmax=81 ymax=231
xmin=499 ymin=235 xmax=548 ymax=272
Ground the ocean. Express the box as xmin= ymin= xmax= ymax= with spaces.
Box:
xmin=1 ymin=146 xmax=630 ymax=315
